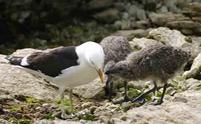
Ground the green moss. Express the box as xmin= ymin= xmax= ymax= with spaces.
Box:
xmin=55 ymin=99 xmax=76 ymax=112
xmin=170 ymin=78 xmax=186 ymax=91
xmin=56 ymin=99 xmax=71 ymax=107
xmin=185 ymin=36 xmax=192 ymax=43
xmin=25 ymin=97 xmax=41 ymax=105
xmin=128 ymin=88 xmax=141 ymax=98
xmin=18 ymin=119 xmax=32 ymax=124
xmin=9 ymin=104 xmax=23 ymax=112
xmin=8 ymin=117 xmax=17 ymax=123
xmin=80 ymin=114 xmax=96 ymax=121
xmin=196 ymin=84 xmax=201 ymax=91
xmin=41 ymin=112 xmax=54 ymax=120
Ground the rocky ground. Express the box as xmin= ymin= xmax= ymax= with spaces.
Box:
xmin=1 ymin=27 xmax=201 ymax=124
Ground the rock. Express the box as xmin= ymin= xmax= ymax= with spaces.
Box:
xmin=192 ymin=17 xmax=201 ymax=23
xmin=136 ymin=8 xmax=147 ymax=20
xmin=113 ymin=20 xmax=122 ymax=29
xmin=0 ymin=119 xmax=8 ymax=124
xmin=122 ymin=12 xmax=129 ymax=20
xmin=94 ymin=102 xmax=122 ymax=121
xmin=184 ymin=78 xmax=201 ymax=90
xmin=113 ymin=29 xmax=150 ymax=40
xmin=164 ymin=0 xmax=179 ymax=12
xmin=183 ymin=53 xmax=201 ymax=79
xmin=0 ymin=63 xmax=58 ymax=100
xmin=149 ymin=12 xmax=190 ymax=26
xmin=113 ymin=2 xmax=125 ymax=11
xmin=93 ymin=8 xmax=120 ymax=23
xmin=128 ymin=5 xmax=146 ymax=20
xmin=113 ymin=91 xmax=201 ymax=124
xmin=148 ymin=27 xmax=192 ymax=49
xmin=132 ymin=20 xmax=150 ymax=29
xmin=120 ymin=20 xmax=131 ymax=30
xmin=142 ymin=0 xmax=159 ymax=11
xmin=128 ymin=5 xmax=138 ymax=17
xmin=186 ymin=2 xmax=201 ymax=13
xmin=34 ymin=120 xmax=98 ymax=124
xmin=167 ymin=21 xmax=201 ymax=32
xmin=11 ymin=48 xmax=42 ymax=57
xmin=130 ymin=37 xmax=162 ymax=50
xmin=0 ymin=54 xmax=8 ymax=63
xmin=73 ymin=79 xmax=104 ymax=99
xmin=191 ymin=37 xmax=201 ymax=57
xmin=159 ymin=5 xmax=168 ymax=13
xmin=148 ymin=27 xmax=201 ymax=57
xmin=86 ymin=0 xmax=113 ymax=10
xmin=148 ymin=2 xmax=201 ymax=35
xmin=81 ymin=102 xmax=94 ymax=109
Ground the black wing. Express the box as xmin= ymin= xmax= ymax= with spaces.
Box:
xmin=7 ymin=46 xmax=79 ymax=77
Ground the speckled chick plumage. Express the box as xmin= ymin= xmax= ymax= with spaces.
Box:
xmin=109 ymin=44 xmax=190 ymax=82
xmin=100 ymin=36 xmax=132 ymax=71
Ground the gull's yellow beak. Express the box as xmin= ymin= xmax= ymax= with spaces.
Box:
xmin=97 ymin=69 xmax=104 ymax=83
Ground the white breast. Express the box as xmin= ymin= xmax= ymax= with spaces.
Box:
xmin=52 ymin=64 xmax=98 ymax=88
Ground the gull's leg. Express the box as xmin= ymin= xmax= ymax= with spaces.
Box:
xmin=123 ymin=81 xmax=129 ymax=102
xmin=112 ymin=81 xmax=129 ymax=104
xmin=153 ymin=83 xmax=168 ymax=105
xmin=58 ymin=87 xmax=68 ymax=118
xmin=59 ymin=87 xmax=65 ymax=100
xmin=59 ymin=88 xmax=75 ymax=119
xmin=69 ymin=88 xmax=74 ymax=113
xmin=131 ymin=81 xmax=157 ymax=103
xmin=104 ymin=75 xmax=112 ymax=101
xmin=151 ymin=81 xmax=158 ymax=102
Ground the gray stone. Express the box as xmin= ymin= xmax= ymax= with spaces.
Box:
xmin=136 ymin=8 xmax=147 ymax=20
xmin=132 ymin=20 xmax=150 ymax=29
xmin=113 ymin=2 xmax=125 ymax=11
xmin=148 ymin=27 xmax=191 ymax=47
xmin=0 ymin=54 xmax=8 ymax=63
xmin=128 ymin=5 xmax=146 ymax=20
xmin=113 ymin=20 xmax=122 ymax=29
xmin=73 ymin=79 xmax=104 ymax=99
xmin=183 ymin=53 xmax=201 ymax=79
xmin=184 ymin=78 xmax=201 ymax=90
xmin=113 ymin=29 xmax=150 ymax=40
xmin=149 ymin=12 xmax=190 ymax=26
xmin=114 ymin=91 xmax=201 ymax=124
xmin=87 ymin=0 xmax=113 ymax=10
xmin=160 ymin=6 xmax=168 ymax=13
xmin=120 ymin=20 xmax=131 ymax=30
xmin=165 ymin=0 xmax=180 ymax=12
xmin=0 ymin=119 xmax=8 ymax=124
xmin=93 ymin=8 xmax=120 ymax=23
xmin=130 ymin=37 xmax=162 ymax=50
xmin=128 ymin=5 xmax=138 ymax=17
xmin=167 ymin=20 xmax=201 ymax=30
xmin=122 ymin=12 xmax=129 ymax=20
xmin=34 ymin=120 xmax=99 ymax=124
xmin=0 ymin=63 xmax=58 ymax=100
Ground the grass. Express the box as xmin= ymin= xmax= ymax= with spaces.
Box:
xmin=55 ymin=99 xmax=77 ymax=113
xmin=128 ymin=88 xmax=141 ymax=98
xmin=80 ymin=114 xmax=97 ymax=121
xmin=41 ymin=112 xmax=54 ymax=120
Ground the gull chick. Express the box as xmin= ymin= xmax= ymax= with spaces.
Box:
xmin=106 ymin=44 xmax=190 ymax=104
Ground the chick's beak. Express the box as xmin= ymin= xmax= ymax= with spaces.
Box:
xmin=97 ymin=69 xmax=104 ymax=83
